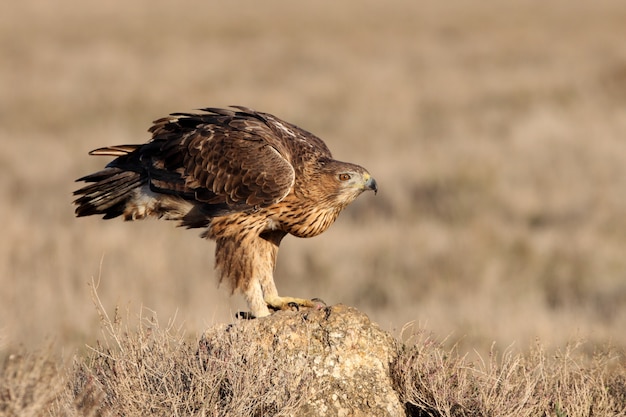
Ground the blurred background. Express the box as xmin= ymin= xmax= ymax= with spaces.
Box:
xmin=1 ymin=0 xmax=625 ymax=357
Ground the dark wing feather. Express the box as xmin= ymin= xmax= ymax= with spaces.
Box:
xmin=149 ymin=108 xmax=297 ymax=208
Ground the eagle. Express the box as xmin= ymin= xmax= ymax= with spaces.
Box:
xmin=73 ymin=106 xmax=377 ymax=318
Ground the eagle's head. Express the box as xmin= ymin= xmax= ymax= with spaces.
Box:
xmin=320 ymin=159 xmax=377 ymax=208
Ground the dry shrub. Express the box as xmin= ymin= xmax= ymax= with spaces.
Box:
xmin=392 ymin=329 xmax=478 ymax=417
xmin=393 ymin=327 xmax=626 ymax=417
xmin=57 ymin=283 xmax=312 ymax=416
xmin=0 ymin=344 xmax=65 ymax=417
xmin=66 ymin=310 xmax=214 ymax=416
xmin=2 ymin=0 xmax=626 ymax=362
xmin=195 ymin=333 xmax=314 ymax=417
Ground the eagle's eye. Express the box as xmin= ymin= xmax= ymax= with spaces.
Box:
xmin=338 ymin=173 xmax=352 ymax=181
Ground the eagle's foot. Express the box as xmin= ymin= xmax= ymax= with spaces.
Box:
xmin=235 ymin=311 xmax=256 ymax=320
xmin=265 ymin=296 xmax=326 ymax=312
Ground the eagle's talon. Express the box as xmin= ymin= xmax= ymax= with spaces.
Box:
xmin=311 ymin=297 xmax=327 ymax=308
xmin=236 ymin=311 xmax=256 ymax=320
xmin=265 ymin=296 xmax=324 ymax=313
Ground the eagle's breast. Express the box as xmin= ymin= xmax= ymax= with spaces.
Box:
xmin=265 ymin=198 xmax=343 ymax=238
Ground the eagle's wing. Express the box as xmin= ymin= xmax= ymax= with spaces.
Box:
xmin=150 ymin=107 xmax=297 ymax=208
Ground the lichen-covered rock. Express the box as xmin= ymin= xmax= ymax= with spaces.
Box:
xmin=199 ymin=304 xmax=404 ymax=416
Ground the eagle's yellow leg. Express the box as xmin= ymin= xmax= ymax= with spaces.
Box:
xmin=264 ymin=295 xmax=326 ymax=312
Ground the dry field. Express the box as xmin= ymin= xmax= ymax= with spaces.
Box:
xmin=3 ymin=306 xmax=625 ymax=416
xmin=1 ymin=0 xmax=626 ymax=368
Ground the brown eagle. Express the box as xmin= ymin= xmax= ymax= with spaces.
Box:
xmin=73 ymin=106 xmax=377 ymax=318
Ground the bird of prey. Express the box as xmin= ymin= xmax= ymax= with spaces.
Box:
xmin=73 ymin=106 xmax=377 ymax=318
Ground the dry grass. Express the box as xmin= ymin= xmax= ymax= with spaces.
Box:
xmin=393 ymin=326 xmax=626 ymax=416
xmin=1 ymin=284 xmax=315 ymax=417
xmin=1 ymin=0 xmax=626 ymax=365
xmin=0 ymin=345 xmax=65 ymax=416
xmin=62 ymin=313 xmax=312 ymax=417
xmin=1 ymin=301 xmax=624 ymax=416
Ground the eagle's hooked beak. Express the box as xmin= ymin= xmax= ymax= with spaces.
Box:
xmin=365 ymin=176 xmax=378 ymax=195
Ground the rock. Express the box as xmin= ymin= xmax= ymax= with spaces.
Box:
xmin=199 ymin=304 xmax=405 ymax=417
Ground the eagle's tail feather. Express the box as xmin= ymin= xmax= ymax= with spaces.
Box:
xmin=74 ymin=143 xmax=227 ymax=224
xmin=73 ymin=168 xmax=146 ymax=219
xmin=88 ymin=145 xmax=141 ymax=157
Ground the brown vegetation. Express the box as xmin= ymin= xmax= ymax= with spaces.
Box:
xmin=1 ymin=303 xmax=624 ymax=416
xmin=394 ymin=329 xmax=625 ymax=416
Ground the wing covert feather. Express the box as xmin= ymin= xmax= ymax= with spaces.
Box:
xmin=184 ymin=127 xmax=295 ymax=207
